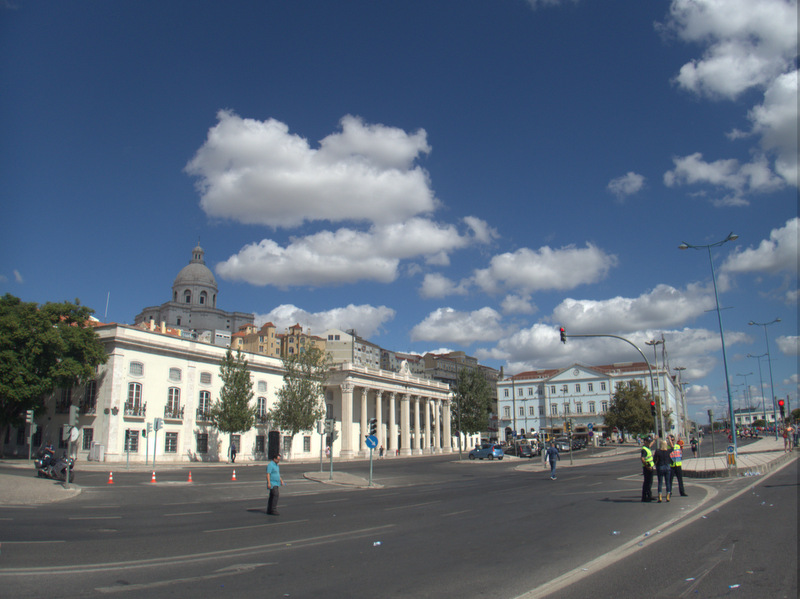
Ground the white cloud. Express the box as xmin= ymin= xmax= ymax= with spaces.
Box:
xmin=501 ymin=294 xmax=537 ymax=315
xmin=748 ymin=70 xmax=799 ymax=185
xmin=419 ymin=273 xmax=469 ymax=299
xmin=776 ymin=335 xmax=799 ymax=356
xmin=473 ymin=244 xmax=617 ymax=294
xmin=663 ymin=152 xmax=784 ymax=206
xmin=721 ymin=217 xmax=799 ymax=275
xmin=526 ymin=0 xmax=578 ymax=8
xmin=186 ymin=111 xmax=436 ymax=228
xmin=254 ymin=304 xmax=395 ymax=339
xmin=410 ymin=307 xmax=506 ymax=345
xmin=13 ymin=270 xmax=23 ymax=284
xmin=607 ymin=172 xmax=645 ymax=201
xmin=217 ymin=218 xmax=484 ymax=288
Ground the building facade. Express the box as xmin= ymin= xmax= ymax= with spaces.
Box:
xmin=496 ymin=362 xmax=685 ymax=441
xmin=134 ymin=244 xmax=254 ymax=343
xmin=18 ymin=324 xmax=459 ymax=463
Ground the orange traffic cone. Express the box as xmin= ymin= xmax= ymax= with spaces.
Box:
xmin=231 ymin=469 xmax=237 ymax=481
xmin=150 ymin=471 xmax=157 ymax=483
xmin=187 ymin=471 xmax=193 ymax=483
xmin=107 ymin=472 xmax=114 ymax=485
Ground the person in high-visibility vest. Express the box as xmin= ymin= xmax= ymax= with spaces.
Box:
xmin=641 ymin=436 xmax=655 ymax=502
xmin=668 ymin=434 xmax=688 ymax=497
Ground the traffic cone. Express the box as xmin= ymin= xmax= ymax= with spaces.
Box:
xmin=231 ymin=469 xmax=237 ymax=481
xmin=150 ymin=471 xmax=157 ymax=483
xmin=107 ymin=472 xmax=114 ymax=485
xmin=187 ymin=471 xmax=193 ymax=483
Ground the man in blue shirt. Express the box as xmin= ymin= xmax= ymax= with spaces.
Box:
xmin=266 ymin=453 xmax=284 ymax=516
xmin=545 ymin=442 xmax=560 ymax=480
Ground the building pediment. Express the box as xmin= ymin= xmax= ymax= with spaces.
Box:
xmin=547 ymin=364 xmax=606 ymax=382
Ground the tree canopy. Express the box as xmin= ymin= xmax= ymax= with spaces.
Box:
xmin=0 ymin=294 xmax=107 ymax=454
xmin=451 ymin=368 xmax=493 ymax=436
xmin=270 ymin=340 xmax=330 ymax=438
xmin=602 ymin=380 xmax=654 ymax=437
xmin=210 ymin=349 xmax=256 ymax=439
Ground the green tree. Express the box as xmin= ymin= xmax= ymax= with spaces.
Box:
xmin=0 ymin=294 xmax=107 ymax=456
xmin=270 ymin=340 xmax=330 ymax=454
xmin=210 ymin=349 xmax=256 ymax=459
xmin=603 ymin=380 xmax=654 ymax=438
xmin=451 ymin=368 xmax=492 ymax=455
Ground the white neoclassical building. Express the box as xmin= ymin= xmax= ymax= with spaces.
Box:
xmin=24 ymin=324 xmax=455 ymax=464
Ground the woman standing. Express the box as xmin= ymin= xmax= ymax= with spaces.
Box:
xmin=653 ymin=439 xmax=673 ymax=502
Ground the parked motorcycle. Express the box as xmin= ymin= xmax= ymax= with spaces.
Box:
xmin=34 ymin=446 xmax=75 ymax=483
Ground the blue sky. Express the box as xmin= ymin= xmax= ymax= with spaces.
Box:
xmin=2 ymin=0 xmax=797 ymax=424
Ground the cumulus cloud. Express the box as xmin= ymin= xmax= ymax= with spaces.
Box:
xmin=721 ymin=217 xmax=799 ymax=275
xmin=552 ymin=283 xmax=716 ymax=334
xmin=186 ymin=111 xmax=436 ymax=228
xmin=473 ymin=244 xmax=617 ymax=294
xmin=501 ymin=294 xmax=537 ymax=315
xmin=13 ymin=270 xmax=23 ymax=284
xmin=419 ymin=273 xmax=469 ymax=299
xmin=776 ymin=335 xmax=799 ymax=356
xmin=254 ymin=304 xmax=395 ymax=339
xmin=663 ymin=152 xmax=784 ymax=206
xmin=410 ymin=307 xmax=506 ymax=345
xmin=217 ymin=217 xmax=487 ymax=288
xmin=748 ymin=70 xmax=799 ymax=185
xmin=607 ymin=172 xmax=645 ymax=201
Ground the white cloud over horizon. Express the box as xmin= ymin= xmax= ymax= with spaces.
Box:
xmin=410 ymin=307 xmax=506 ymax=345
xmin=254 ymin=303 xmax=396 ymax=339
xmin=607 ymin=172 xmax=646 ymax=201
xmin=721 ymin=217 xmax=799 ymax=276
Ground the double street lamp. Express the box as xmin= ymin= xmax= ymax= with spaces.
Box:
xmin=748 ymin=318 xmax=781 ymax=439
xmin=679 ymin=232 xmax=739 ymax=460
xmin=645 ymin=338 xmax=666 ymax=437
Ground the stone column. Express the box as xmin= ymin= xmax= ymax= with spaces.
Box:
xmin=424 ymin=397 xmax=432 ymax=454
xmin=360 ymin=387 xmax=368 ymax=456
xmin=375 ymin=390 xmax=384 ymax=449
xmin=400 ymin=393 xmax=411 ymax=456
xmin=443 ymin=399 xmax=452 ymax=451
xmin=434 ymin=398 xmax=441 ymax=451
xmin=388 ymin=392 xmax=396 ymax=453
xmin=413 ymin=396 xmax=422 ymax=454
xmin=340 ymin=382 xmax=354 ymax=459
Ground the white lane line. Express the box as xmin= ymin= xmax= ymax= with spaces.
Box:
xmin=203 ymin=518 xmax=309 ymax=533
xmin=95 ymin=563 xmax=275 ymax=594
xmin=442 ymin=510 xmax=471 ymax=517
xmin=0 ymin=540 xmax=66 ymax=544
xmin=68 ymin=516 xmax=122 ymax=521
xmin=81 ymin=505 xmax=121 ymax=509
xmin=384 ymin=501 xmax=440 ymax=511
xmin=314 ymin=498 xmax=348 ymax=504
xmin=162 ymin=511 xmax=212 ymax=517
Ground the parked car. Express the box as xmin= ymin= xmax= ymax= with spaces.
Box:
xmin=505 ymin=443 xmax=534 ymax=458
xmin=468 ymin=443 xmax=504 ymax=460
xmin=554 ymin=438 xmax=571 ymax=452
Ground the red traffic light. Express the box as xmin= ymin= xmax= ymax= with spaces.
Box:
xmin=559 ymin=327 xmax=567 ymax=344
xmin=650 ymin=401 xmax=656 ymax=407
xmin=778 ymin=399 xmax=785 ymax=407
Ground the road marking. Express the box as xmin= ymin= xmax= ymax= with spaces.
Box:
xmin=204 ymin=518 xmax=309 ymax=533
xmin=0 ymin=525 xmax=395 ymax=576
xmin=95 ymin=562 xmax=275 ymax=594
xmin=68 ymin=516 xmax=122 ymax=520
xmin=384 ymin=501 xmax=440 ymax=511
xmin=162 ymin=511 xmax=212 ymax=517
xmin=0 ymin=540 xmax=65 ymax=544
xmin=82 ymin=505 xmax=120 ymax=509
xmin=442 ymin=510 xmax=471 ymax=517
xmin=314 ymin=498 xmax=348 ymax=504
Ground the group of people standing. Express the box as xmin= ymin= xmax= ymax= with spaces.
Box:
xmin=641 ymin=435 xmax=688 ymax=503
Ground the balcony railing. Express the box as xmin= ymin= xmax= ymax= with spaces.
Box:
xmin=165 ymin=405 xmax=184 ymax=420
xmin=80 ymin=402 xmax=97 ymax=415
xmin=124 ymin=402 xmax=146 ymax=418
xmin=196 ymin=409 xmax=212 ymax=422
xmin=255 ymin=414 xmax=269 ymax=425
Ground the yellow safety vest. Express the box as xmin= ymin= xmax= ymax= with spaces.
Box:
xmin=642 ymin=446 xmax=654 ymax=468
xmin=670 ymin=444 xmax=682 ymax=467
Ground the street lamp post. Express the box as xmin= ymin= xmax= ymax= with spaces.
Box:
xmin=679 ymin=232 xmax=739 ymax=460
xmin=674 ymin=366 xmax=688 ymax=437
xmin=736 ymin=373 xmax=753 ymax=418
xmin=748 ymin=319 xmax=781 ymax=440
xmin=747 ymin=353 xmax=768 ymax=424
xmin=646 ymin=339 xmax=666 ymax=437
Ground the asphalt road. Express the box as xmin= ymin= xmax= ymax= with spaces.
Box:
xmin=0 ymin=451 xmax=795 ymax=598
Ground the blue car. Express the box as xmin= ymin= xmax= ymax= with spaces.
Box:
xmin=468 ymin=443 xmax=504 ymax=460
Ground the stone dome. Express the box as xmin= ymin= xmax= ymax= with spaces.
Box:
xmin=172 ymin=244 xmax=218 ymax=304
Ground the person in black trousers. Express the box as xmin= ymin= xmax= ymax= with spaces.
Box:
xmin=641 ymin=436 xmax=655 ymax=502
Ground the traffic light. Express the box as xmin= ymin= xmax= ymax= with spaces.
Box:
xmin=559 ymin=327 xmax=567 ymax=344
xmin=25 ymin=409 xmax=34 ymax=424
xmin=369 ymin=418 xmax=377 ymax=436
xmin=778 ymin=399 xmax=785 ymax=419
xmin=650 ymin=400 xmax=656 ymax=417
xmin=69 ymin=405 xmax=79 ymax=427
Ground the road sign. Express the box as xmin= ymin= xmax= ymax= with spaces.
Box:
xmin=365 ymin=435 xmax=378 ymax=449
xmin=588 ymin=423 xmax=593 ymax=430
xmin=69 ymin=427 xmax=80 ymax=443
xmin=726 ymin=444 xmax=735 ymax=454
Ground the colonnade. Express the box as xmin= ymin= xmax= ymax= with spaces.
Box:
xmin=337 ymin=383 xmax=452 ymax=459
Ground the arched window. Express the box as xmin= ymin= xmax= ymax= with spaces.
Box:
xmin=199 ymin=291 xmax=207 ymax=305
xmin=184 ymin=290 xmax=192 ymax=304
xmin=126 ymin=383 xmax=142 ymax=415
xmin=257 ymin=396 xmax=267 ymax=417
xmin=167 ymin=387 xmax=180 ymax=412
xmin=198 ymin=391 xmax=210 ymax=414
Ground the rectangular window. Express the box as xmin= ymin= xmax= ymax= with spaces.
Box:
xmin=601 ymin=400 xmax=608 ymax=412
xmin=255 ymin=435 xmax=265 ymax=453
xmin=200 ymin=372 xmax=212 ymax=385
xmin=196 ymin=433 xmax=208 ymax=453
xmin=303 ymin=436 xmax=311 ymax=452
xmin=519 ymin=406 xmax=524 ymax=417
xmin=588 ymin=383 xmax=593 ymax=392
xmin=124 ymin=429 xmax=139 ymax=452
xmin=129 ymin=362 xmax=143 ymax=376
xmin=168 ymin=367 xmax=182 ymax=382
xmin=528 ymin=387 xmax=533 ymax=396
xmin=126 ymin=383 xmax=142 ymax=415
xmin=575 ymin=384 xmax=581 ymax=393
xmin=600 ymin=382 xmax=606 ymax=391
xmin=563 ymin=402 xmax=570 ymax=414
xmin=82 ymin=428 xmax=94 ymax=451
xmin=561 ymin=385 xmax=568 ymax=393
xmin=539 ymin=405 xmax=545 ymax=416
xmin=588 ymin=401 xmax=596 ymax=413
xmin=503 ymin=406 xmax=511 ymax=418
xmin=550 ymin=386 xmax=556 ymax=394
xmin=257 ymin=380 xmax=267 ymax=393
xmin=165 ymin=432 xmax=178 ymax=453
xmin=529 ymin=406 xmax=536 ymax=416
xmin=504 ymin=389 xmax=509 ymax=397
xmin=550 ymin=403 xmax=558 ymax=415
xmin=83 ymin=380 xmax=97 ymax=412
xmin=575 ymin=402 xmax=583 ymax=414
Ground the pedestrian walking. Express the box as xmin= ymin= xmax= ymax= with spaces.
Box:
xmin=230 ymin=442 xmax=237 ymax=464
xmin=690 ymin=437 xmax=698 ymax=458
xmin=266 ymin=453 xmax=284 ymax=516
xmin=379 ymin=445 xmax=384 ymax=459
xmin=669 ymin=435 xmax=688 ymax=496
xmin=641 ymin=436 xmax=655 ymax=502
xmin=654 ymin=439 xmax=672 ymax=502
xmin=545 ymin=441 xmax=560 ymax=480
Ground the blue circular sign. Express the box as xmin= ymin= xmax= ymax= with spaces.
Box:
xmin=366 ymin=435 xmax=378 ymax=449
